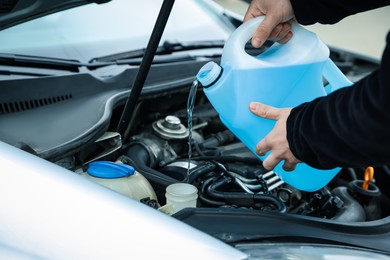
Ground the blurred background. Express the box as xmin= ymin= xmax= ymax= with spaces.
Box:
xmin=215 ymin=0 xmax=390 ymax=62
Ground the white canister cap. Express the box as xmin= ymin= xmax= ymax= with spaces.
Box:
xmin=196 ymin=61 xmax=222 ymax=87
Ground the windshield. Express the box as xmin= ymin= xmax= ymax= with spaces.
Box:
xmin=0 ymin=0 xmax=231 ymax=62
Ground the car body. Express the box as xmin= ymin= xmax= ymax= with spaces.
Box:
xmin=0 ymin=0 xmax=389 ymax=259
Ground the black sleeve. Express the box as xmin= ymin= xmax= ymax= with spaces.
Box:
xmin=286 ymin=31 xmax=390 ymax=169
xmin=290 ymin=0 xmax=389 ymax=25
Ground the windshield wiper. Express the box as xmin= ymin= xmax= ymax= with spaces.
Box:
xmin=89 ymin=40 xmax=225 ymax=63
xmin=88 ymin=39 xmax=274 ymax=65
xmin=0 ymin=70 xmax=52 ymax=77
xmin=86 ymin=54 xmax=215 ymax=70
xmin=0 ymin=51 xmax=212 ymax=73
xmin=0 ymin=53 xmax=85 ymax=72
xmin=0 ymin=40 xmax=269 ymax=73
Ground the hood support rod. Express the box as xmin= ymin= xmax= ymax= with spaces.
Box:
xmin=116 ymin=0 xmax=175 ymax=141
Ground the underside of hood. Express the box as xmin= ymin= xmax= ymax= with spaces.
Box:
xmin=0 ymin=0 xmax=110 ymax=30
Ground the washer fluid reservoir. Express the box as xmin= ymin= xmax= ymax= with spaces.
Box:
xmin=196 ymin=16 xmax=353 ymax=192
xmin=84 ymin=161 xmax=158 ymax=204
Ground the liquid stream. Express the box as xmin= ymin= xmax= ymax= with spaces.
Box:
xmin=186 ymin=79 xmax=199 ymax=178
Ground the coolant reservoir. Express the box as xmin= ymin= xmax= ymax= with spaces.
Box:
xmin=84 ymin=161 xmax=157 ymax=203
xmin=196 ymin=16 xmax=353 ymax=192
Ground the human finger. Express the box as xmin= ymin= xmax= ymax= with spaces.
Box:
xmin=249 ymin=102 xmax=281 ymax=120
xmin=280 ymin=22 xmax=292 ymax=35
xmin=243 ymin=1 xmax=263 ymax=22
xmin=268 ymin=24 xmax=283 ymax=40
xmin=269 ymin=22 xmax=292 ymax=42
xmin=277 ymin=31 xmax=293 ymax=44
xmin=276 ymin=22 xmax=292 ymax=41
xmin=262 ymin=152 xmax=280 ymax=171
xmin=251 ymin=14 xmax=281 ymax=48
xmin=256 ymin=137 xmax=271 ymax=156
xmin=282 ymin=160 xmax=297 ymax=171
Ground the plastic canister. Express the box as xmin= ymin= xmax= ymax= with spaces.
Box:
xmin=84 ymin=161 xmax=157 ymax=203
xmin=196 ymin=16 xmax=353 ymax=192
xmin=165 ymin=183 xmax=198 ymax=214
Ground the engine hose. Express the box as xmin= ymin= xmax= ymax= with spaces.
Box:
xmin=185 ymin=162 xmax=216 ymax=184
xmin=346 ymin=167 xmax=358 ymax=180
xmin=204 ymin=176 xmax=287 ymax=213
xmin=198 ymin=176 xmax=225 ymax=207
xmin=198 ymin=129 xmax=235 ymax=148
xmin=382 ymin=166 xmax=390 ymax=177
xmin=194 ymin=141 xmax=206 ymax=157
xmin=191 ymin=155 xmax=261 ymax=165
xmin=123 ymin=144 xmax=177 ymax=199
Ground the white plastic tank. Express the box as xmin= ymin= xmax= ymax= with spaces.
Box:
xmin=83 ymin=161 xmax=157 ymax=203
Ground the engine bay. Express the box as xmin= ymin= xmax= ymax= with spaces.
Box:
xmin=1 ymin=46 xmax=389 ymax=243
xmin=75 ymin=89 xmax=389 ymax=223
xmin=58 ymin=51 xmax=389 ymax=224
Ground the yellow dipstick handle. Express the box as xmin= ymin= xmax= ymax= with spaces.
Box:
xmin=363 ymin=166 xmax=374 ymax=190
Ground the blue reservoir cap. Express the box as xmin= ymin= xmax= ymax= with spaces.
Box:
xmin=196 ymin=61 xmax=222 ymax=87
xmin=87 ymin=161 xmax=135 ymax=178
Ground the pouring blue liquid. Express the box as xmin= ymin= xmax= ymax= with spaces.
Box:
xmin=196 ymin=17 xmax=353 ymax=191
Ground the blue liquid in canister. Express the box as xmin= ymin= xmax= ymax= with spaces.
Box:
xmin=196 ymin=17 xmax=353 ymax=191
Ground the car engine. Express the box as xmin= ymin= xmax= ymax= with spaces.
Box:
xmin=96 ymin=103 xmax=388 ymax=222
xmin=64 ymin=50 xmax=389 ymax=223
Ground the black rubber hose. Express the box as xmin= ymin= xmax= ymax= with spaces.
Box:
xmin=204 ymin=176 xmax=287 ymax=213
xmin=186 ymin=162 xmax=216 ymax=184
xmin=123 ymin=144 xmax=179 ymax=186
xmin=253 ymin=194 xmax=287 ymax=213
xmin=198 ymin=176 xmax=225 ymax=207
xmin=123 ymin=144 xmax=177 ymax=203
xmin=206 ymin=176 xmax=233 ymax=200
xmin=191 ymin=155 xmax=261 ymax=165
xmin=346 ymin=167 xmax=358 ymax=180
xmin=199 ymin=130 xmax=235 ymax=148
xmin=381 ymin=165 xmax=390 ymax=177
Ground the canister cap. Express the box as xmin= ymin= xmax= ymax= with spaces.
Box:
xmin=196 ymin=61 xmax=222 ymax=87
xmin=87 ymin=161 xmax=135 ymax=178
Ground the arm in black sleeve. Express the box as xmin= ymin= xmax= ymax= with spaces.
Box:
xmin=286 ymin=31 xmax=390 ymax=169
xmin=290 ymin=0 xmax=389 ymax=25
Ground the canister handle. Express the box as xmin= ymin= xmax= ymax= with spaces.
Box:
xmin=221 ymin=16 xmax=318 ymax=69
xmin=323 ymin=58 xmax=353 ymax=93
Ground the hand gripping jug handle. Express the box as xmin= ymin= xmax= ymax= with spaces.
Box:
xmin=197 ymin=16 xmax=354 ymax=192
xmin=221 ymin=16 xmax=352 ymax=90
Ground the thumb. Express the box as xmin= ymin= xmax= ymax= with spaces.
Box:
xmin=249 ymin=102 xmax=280 ymax=120
xmin=251 ymin=14 xmax=280 ymax=48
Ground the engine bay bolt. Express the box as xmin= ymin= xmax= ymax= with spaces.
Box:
xmin=152 ymin=115 xmax=189 ymax=140
xmin=162 ymin=115 xmax=181 ymax=130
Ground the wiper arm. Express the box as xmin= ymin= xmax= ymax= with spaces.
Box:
xmin=0 ymin=53 xmax=85 ymax=72
xmin=0 ymin=69 xmax=52 ymax=77
xmin=89 ymin=40 xmax=225 ymax=63
xmin=88 ymin=39 xmax=274 ymax=64
xmin=0 ymin=39 xmax=273 ymax=73
xmin=86 ymin=54 xmax=209 ymax=70
xmin=0 ymin=52 xmax=206 ymax=73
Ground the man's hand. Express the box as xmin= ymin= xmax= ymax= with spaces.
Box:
xmin=244 ymin=0 xmax=295 ymax=48
xmin=249 ymin=102 xmax=300 ymax=171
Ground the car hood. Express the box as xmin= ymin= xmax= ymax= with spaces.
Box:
xmin=0 ymin=0 xmax=110 ymax=30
